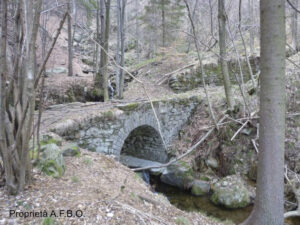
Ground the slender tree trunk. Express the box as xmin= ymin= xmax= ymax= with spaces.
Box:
xmin=0 ymin=0 xmax=12 ymax=193
xmin=162 ymin=0 xmax=166 ymax=47
xmin=242 ymin=0 xmax=286 ymax=224
xmin=291 ymin=0 xmax=298 ymax=50
xmin=94 ymin=0 xmax=100 ymax=78
xmin=218 ymin=0 xmax=235 ymax=109
xmin=186 ymin=0 xmax=198 ymax=53
xmin=116 ymin=0 xmax=121 ymax=97
xmin=135 ymin=0 xmax=140 ymax=62
xmin=248 ymin=0 xmax=255 ymax=55
xmin=102 ymin=0 xmax=111 ymax=102
xmin=67 ymin=0 xmax=73 ymax=77
xmin=95 ymin=0 xmax=105 ymax=88
xmin=118 ymin=0 xmax=126 ymax=99
xmin=72 ymin=0 xmax=77 ymax=46
xmin=184 ymin=0 xmax=218 ymax=130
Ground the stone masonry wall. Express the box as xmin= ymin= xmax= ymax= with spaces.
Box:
xmin=52 ymin=95 xmax=202 ymax=162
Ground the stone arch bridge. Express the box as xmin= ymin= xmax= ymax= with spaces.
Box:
xmin=50 ymin=95 xmax=202 ymax=165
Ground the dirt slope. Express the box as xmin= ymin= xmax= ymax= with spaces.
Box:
xmin=0 ymin=147 xmax=224 ymax=225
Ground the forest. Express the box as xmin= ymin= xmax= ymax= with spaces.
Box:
xmin=0 ymin=0 xmax=299 ymax=224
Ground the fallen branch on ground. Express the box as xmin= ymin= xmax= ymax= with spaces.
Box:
xmin=231 ymin=120 xmax=249 ymax=141
xmin=251 ymin=139 xmax=259 ymax=153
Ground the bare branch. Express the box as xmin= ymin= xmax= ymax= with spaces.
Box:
xmin=287 ymin=0 xmax=300 ymax=13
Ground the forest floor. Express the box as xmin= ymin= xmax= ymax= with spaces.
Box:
xmin=0 ymin=147 xmax=226 ymax=225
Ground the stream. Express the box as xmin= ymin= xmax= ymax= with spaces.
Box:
xmin=144 ymin=174 xmax=300 ymax=225
xmin=155 ymin=181 xmax=253 ymax=224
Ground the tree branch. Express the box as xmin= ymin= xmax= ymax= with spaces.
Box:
xmin=287 ymin=0 xmax=300 ymax=13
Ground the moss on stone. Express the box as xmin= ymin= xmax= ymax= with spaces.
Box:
xmin=87 ymin=88 xmax=103 ymax=101
xmin=175 ymin=216 xmax=190 ymax=225
xmin=101 ymin=111 xmax=115 ymax=120
xmin=40 ymin=138 xmax=62 ymax=147
xmin=118 ymin=102 xmax=140 ymax=111
xmin=177 ymin=98 xmax=190 ymax=106
xmin=82 ymin=58 xmax=94 ymax=66
xmin=178 ymin=161 xmax=194 ymax=177
xmin=199 ymin=176 xmax=210 ymax=182
xmin=41 ymin=159 xmax=64 ymax=178
xmin=210 ymin=175 xmax=251 ymax=209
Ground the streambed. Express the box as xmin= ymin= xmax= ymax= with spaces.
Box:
xmin=152 ymin=178 xmax=300 ymax=225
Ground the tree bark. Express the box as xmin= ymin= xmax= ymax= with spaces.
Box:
xmin=116 ymin=0 xmax=121 ymax=97
xmin=0 ymin=1 xmax=66 ymax=195
xmin=218 ymin=0 xmax=235 ymax=110
xmin=116 ymin=0 xmax=126 ymax=99
xmin=102 ymin=0 xmax=111 ymax=102
xmin=291 ymin=0 xmax=298 ymax=50
xmin=95 ymin=0 xmax=106 ymax=88
xmin=162 ymin=0 xmax=166 ymax=47
xmin=248 ymin=0 xmax=255 ymax=55
xmin=135 ymin=0 xmax=140 ymax=62
xmin=242 ymin=0 xmax=286 ymax=224
xmin=0 ymin=0 xmax=43 ymax=194
xmin=67 ymin=0 xmax=73 ymax=77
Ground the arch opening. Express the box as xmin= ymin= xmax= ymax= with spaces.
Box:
xmin=121 ymin=125 xmax=168 ymax=163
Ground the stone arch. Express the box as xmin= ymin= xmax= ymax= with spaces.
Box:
xmin=116 ymin=125 xmax=168 ymax=163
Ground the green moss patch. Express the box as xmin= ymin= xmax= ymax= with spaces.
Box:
xmin=41 ymin=159 xmax=65 ymax=178
xmin=101 ymin=110 xmax=116 ymax=120
xmin=117 ymin=102 xmax=140 ymax=111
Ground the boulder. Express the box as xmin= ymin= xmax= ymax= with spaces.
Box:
xmin=41 ymin=132 xmax=63 ymax=146
xmin=40 ymin=144 xmax=65 ymax=178
xmin=210 ymin=175 xmax=251 ymax=209
xmin=206 ymin=157 xmax=219 ymax=169
xmin=160 ymin=161 xmax=194 ymax=190
xmin=74 ymin=32 xmax=84 ymax=43
xmin=62 ymin=143 xmax=80 ymax=157
xmin=191 ymin=179 xmax=210 ymax=196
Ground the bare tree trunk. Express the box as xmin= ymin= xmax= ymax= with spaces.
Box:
xmin=67 ymin=0 xmax=73 ymax=77
xmin=102 ymin=0 xmax=111 ymax=102
xmin=72 ymin=0 xmax=77 ymax=46
xmin=94 ymin=0 xmax=100 ymax=78
xmin=218 ymin=0 xmax=235 ymax=110
xmin=0 ymin=0 xmax=12 ymax=193
xmin=0 ymin=0 xmax=43 ymax=194
xmin=242 ymin=0 xmax=286 ymax=224
xmin=37 ymin=4 xmax=50 ymax=161
xmin=186 ymin=0 xmax=199 ymax=53
xmin=291 ymin=0 xmax=298 ymax=51
xmin=116 ymin=0 xmax=121 ymax=97
xmin=117 ymin=0 xmax=126 ymax=99
xmin=162 ymin=0 xmax=166 ymax=47
xmin=0 ymin=1 xmax=66 ymax=194
xmin=238 ymin=0 xmax=256 ymax=88
xmin=248 ymin=0 xmax=255 ymax=55
xmin=95 ymin=0 xmax=105 ymax=89
xmin=135 ymin=0 xmax=140 ymax=62
xmin=184 ymin=0 xmax=219 ymax=130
